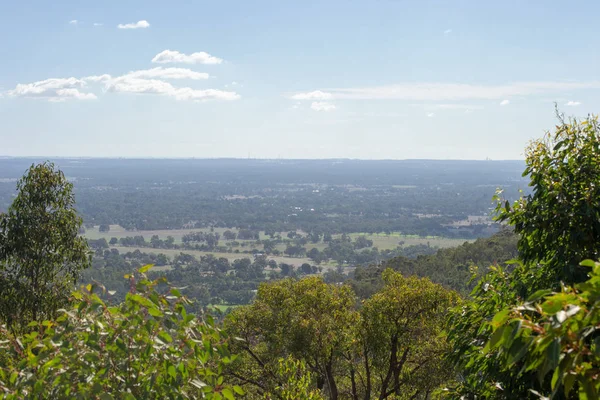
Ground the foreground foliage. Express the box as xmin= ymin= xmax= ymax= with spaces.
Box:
xmin=0 ymin=265 xmax=244 ymax=399
xmin=488 ymin=260 xmax=600 ymax=399
xmin=0 ymin=162 xmax=91 ymax=331
xmin=446 ymin=114 xmax=600 ymax=399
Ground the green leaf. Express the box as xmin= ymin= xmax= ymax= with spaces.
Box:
xmin=580 ymin=259 xmax=596 ymax=268
xmin=158 ymin=331 xmax=173 ymax=343
xmin=138 ymin=264 xmax=153 ymax=273
xmin=547 ymin=339 xmax=560 ymax=369
xmin=527 ymin=289 xmax=552 ymax=302
xmin=580 ymin=379 xmax=598 ymax=400
xmin=222 ymin=388 xmax=235 ymax=400
xmin=148 ymin=307 xmax=163 ymax=317
xmin=485 ymin=326 xmax=507 ymax=353
xmin=233 ymin=385 xmax=245 ymax=395
xmin=491 ymin=309 xmax=511 ymax=328
xmin=167 ymin=365 xmax=176 ymax=379
xmin=564 ymin=372 xmax=576 ymax=397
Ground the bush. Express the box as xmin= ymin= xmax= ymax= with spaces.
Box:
xmin=0 ymin=265 xmax=244 ymax=399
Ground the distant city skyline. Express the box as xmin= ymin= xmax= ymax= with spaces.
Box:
xmin=1 ymin=0 xmax=599 ymax=159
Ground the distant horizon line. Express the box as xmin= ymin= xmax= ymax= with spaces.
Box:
xmin=0 ymin=155 xmax=524 ymax=162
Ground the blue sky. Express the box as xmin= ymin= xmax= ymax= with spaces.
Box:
xmin=1 ymin=0 xmax=599 ymax=159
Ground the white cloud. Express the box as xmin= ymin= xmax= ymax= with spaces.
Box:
xmin=171 ymin=88 xmax=240 ymax=101
xmin=105 ymin=77 xmax=239 ymax=101
xmin=444 ymin=29 xmax=452 ymax=35
xmin=311 ymin=102 xmax=336 ymax=111
xmin=93 ymin=23 xmax=103 ymax=27
xmin=121 ymin=67 xmax=209 ymax=80
xmin=427 ymin=112 xmax=435 ymax=118
xmin=291 ymin=90 xmax=333 ymax=100
xmin=6 ymin=78 xmax=96 ymax=101
xmin=301 ymin=81 xmax=600 ymax=101
xmin=500 ymin=99 xmax=510 ymax=106
xmin=151 ymin=50 xmax=223 ymax=65
xmin=52 ymin=89 xmax=97 ymax=101
xmin=117 ymin=20 xmax=150 ymax=29
xmin=84 ymin=74 xmax=112 ymax=82
xmin=69 ymin=20 xmax=78 ymax=25
xmin=105 ymin=77 xmax=174 ymax=95
xmin=565 ymin=100 xmax=581 ymax=106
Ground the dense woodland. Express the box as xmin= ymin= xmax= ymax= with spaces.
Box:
xmin=1 ymin=114 xmax=599 ymax=399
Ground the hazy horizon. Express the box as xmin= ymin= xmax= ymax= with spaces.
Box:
xmin=0 ymin=155 xmax=525 ymax=161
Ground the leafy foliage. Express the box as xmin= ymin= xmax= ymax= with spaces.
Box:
xmin=496 ymin=114 xmax=600 ymax=286
xmin=264 ymin=356 xmax=324 ymax=400
xmin=0 ymin=162 xmax=91 ymax=331
xmin=226 ymin=270 xmax=458 ymax=399
xmin=487 ymin=260 xmax=600 ymax=399
xmin=359 ymin=269 xmax=460 ymax=399
xmin=0 ymin=265 xmax=244 ymax=399
xmin=446 ymin=114 xmax=600 ymax=399
xmin=225 ymin=276 xmax=358 ymax=399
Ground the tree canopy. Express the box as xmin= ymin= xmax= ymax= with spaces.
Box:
xmin=0 ymin=162 xmax=90 ymax=331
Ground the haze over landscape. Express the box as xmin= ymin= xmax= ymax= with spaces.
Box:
xmin=2 ymin=0 xmax=600 ymax=159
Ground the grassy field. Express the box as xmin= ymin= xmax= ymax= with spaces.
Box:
xmin=86 ymin=225 xmax=473 ymax=268
xmin=85 ymin=225 xmax=472 ymax=250
xmin=84 ymin=225 xmax=238 ymax=244
xmin=345 ymin=233 xmax=473 ymax=250
xmin=112 ymin=246 xmax=313 ymax=267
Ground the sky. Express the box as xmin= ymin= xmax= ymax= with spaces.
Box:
xmin=1 ymin=0 xmax=599 ymax=160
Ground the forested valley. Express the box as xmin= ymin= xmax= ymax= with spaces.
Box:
xmin=1 ymin=114 xmax=599 ymax=399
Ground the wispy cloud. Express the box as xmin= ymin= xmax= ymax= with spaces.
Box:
xmin=10 ymin=69 xmax=236 ymax=103
xmin=151 ymin=50 xmax=223 ymax=65
xmin=292 ymin=82 xmax=600 ymax=101
xmin=6 ymin=78 xmax=96 ymax=102
xmin=84 ymin=74 xmax=112 ymax=82
xmin=500 ymin=99 xmax=510 ymax=106
xmin=290 ymin=90 xmax=333 ymax=101
xmin=427 ymin=112 xmax=435 ymax=118
xmin=93 ymin=23 xmax=103 ymax=27
xmin=444 ymin=29 xmax=452 ymax=35
xmin=565 ymin=100 xmax=581 ymax=106
xmin=69 ymin=20 xmax=78 ymax=25
xmin=120 ymin=67 xmax=209 ymax=81
xmin=117 ymin=20 xmax=150 ymax=29
xmin=105 ymin=78 xmax=239 ymax=101
xmin=311 ymin=102 xmax=336 ymax=111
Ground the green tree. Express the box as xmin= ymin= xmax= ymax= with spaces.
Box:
xmin=359 ymin=269 xmax=460 ymax=399
xmin=226 ymin=272 xmax=458 ymax=399
xmin=496 ymin=113 xmax=600 ymax=287
xmin=446 ymin=114 xmax=600 ymax=399
xmin=0 ymin=162 xmax=91 ymax=331
xmin=225 ymin=276 xmax=358 ymax=399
